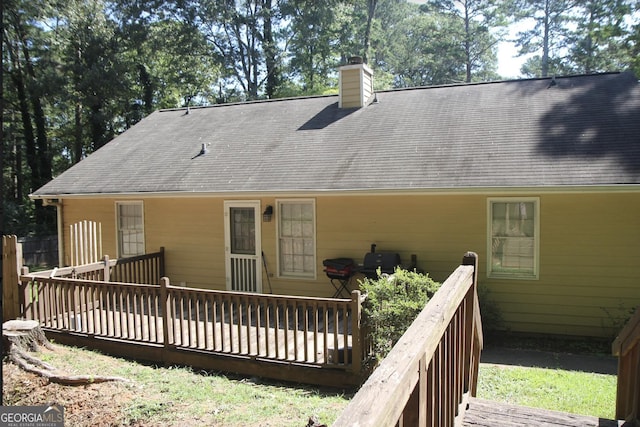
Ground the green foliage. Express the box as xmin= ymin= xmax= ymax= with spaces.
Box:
xmin=3 ymin=0 xmax=639 ymax=236
xmin=601 ymin=303 xmax=637 ymax=339
xmin=477 ymin=284 xmax=504 ymax=338
xmin=360 ymin=268 xmax=440 ymax=360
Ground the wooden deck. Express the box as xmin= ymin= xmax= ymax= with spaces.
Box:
xmin=464 ymin=398 xmax=623 ymax=427
xmin=46 ymin=303 xmax=352 ymax=365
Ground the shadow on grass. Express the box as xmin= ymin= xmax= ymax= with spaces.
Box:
xmin=480 ymin=333 xmax=617 ymax=375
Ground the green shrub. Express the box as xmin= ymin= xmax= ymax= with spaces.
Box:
xmin=359 ymin=268 xmax=440 ymax=361
xmin=477 ymin=284 xmax=504 ymax=339
xmin=602 ymin=303 xmax=637 ymax=340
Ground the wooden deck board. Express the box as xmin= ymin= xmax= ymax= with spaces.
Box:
xmin=463 ymin=398 xmax=623 ymax=427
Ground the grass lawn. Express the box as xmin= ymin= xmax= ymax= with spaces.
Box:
xmin=3 ymin=341 xmax=617 ymax=425
xmin=476 ymin=361 xmax=617 ymax=419
xmin=3 ymin=344 xmax=352 ymax=426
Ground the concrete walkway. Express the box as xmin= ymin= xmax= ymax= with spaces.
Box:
xmin=480 ymin=346 xmax=618 ymax=375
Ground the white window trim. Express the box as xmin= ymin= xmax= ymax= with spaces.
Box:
xmin=115 ymin=201 xmax=145 ymax=258
xmin=276 ymin=198 xmax=317 ymax=280
xmin=487 ymin=197 xmax=540 ymax=280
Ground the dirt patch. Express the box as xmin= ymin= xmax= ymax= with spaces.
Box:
xmin=2 ymin=347 xmax=134 ymax=425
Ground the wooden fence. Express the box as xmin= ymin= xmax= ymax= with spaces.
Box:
xmin=613 ymin=306 xmax=640 ymax=424
xmin=3 ymin=235 xmax=23 ymax=320
xmin=69 ymin=220 xmax=102 ymax=265
xmin=18 ymin=235 xmax=58 ymax=268
xmin=332 ymin=252 xmax=483 ymax=426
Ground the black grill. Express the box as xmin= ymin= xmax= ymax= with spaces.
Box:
xmin=358 ymin=244 xmax=401 ymax=278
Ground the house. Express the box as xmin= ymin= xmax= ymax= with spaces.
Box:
xmin=31 ymin=59 xmax=640 ymax=338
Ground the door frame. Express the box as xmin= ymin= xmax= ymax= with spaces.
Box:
xmin=223 ymin=200 xmax=262 ymax=292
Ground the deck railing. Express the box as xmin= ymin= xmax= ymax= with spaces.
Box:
xmin=332 ymin=252 xmax=483 ymax=426
xmin=164 ymin=280 xmax=362 ymax=370
xmin=17 ymin=274 xmax=365 ymax=386
xmin=21 ymin=248 xmax=165 ymax=284
xmin=110 ymin=249 xmax=165 ymax=284
xmin=613 ymin=305 xmax=640 ymax=423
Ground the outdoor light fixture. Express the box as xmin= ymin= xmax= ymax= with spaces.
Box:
xmin=263 ymin=205 xmax=273 ymax=222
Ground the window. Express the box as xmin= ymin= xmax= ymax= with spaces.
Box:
xmin=230 ymin=207 xmax=256 ymax=255
xmin=488 ymin=198 xmax=539 ymax=279
xmin=277 ymin=199 xmax=316 ymax=278
xmin=116 ymin=202 xmax=145 ymax=258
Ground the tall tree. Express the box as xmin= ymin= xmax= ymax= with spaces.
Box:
xmin=383 ymin=10 xmax=467 ymax=86
xmin=262 ymin=0 xmax=280 ymax=98
xmin=628 ymin=17 xmax=640 ymax=77
xmin=427 ymin=0 xmax=506 ymax=82
xmin=143 ymin=19 xmax=221 ymax=107
xmin=567 ymin=0 xmax=633 ymax=74
xmin=62 ymin=0 xmax=128 ymax=154
xmin=512 ymin=0 xmax=575 ymax=77
xmin=3 ymin=0 xmax=55 ymax=229
xmin=283 ymin=0 xmax=343 ymax=94
xmin=183 ymin=0 xmax=276 ymax=100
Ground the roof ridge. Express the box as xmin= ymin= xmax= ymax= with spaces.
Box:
xmin=374 ymin=71 xmax=624 ymax=94
xmin=158 ymin=72 xmax=625 ymax=113
xmin=158 ymin=93 xmax=338 ymax=113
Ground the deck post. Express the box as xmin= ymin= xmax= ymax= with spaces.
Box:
xmin=159 ymin=247 xmax=165 ymax=280
xmin=2 ymin=235 xmax=23 ymax=321
xmin=462 ymin=251 xmax=478 ymax=290
xmin=20 ymin=266 xmax=31 ymax=320
xmin=160 ymin=277 xmax=171 ymax=350
xmin=350 ymin=290 xmax=362 ymax=374
xmin=462 ymin=251 xmax=481 ymax=396
xmin=613 ymin=305 xmax=640 ymax=422
xmin=103 ymin=255 xmax=110 ymax=282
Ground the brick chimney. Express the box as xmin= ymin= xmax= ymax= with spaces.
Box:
xmin=339 ymin=56 xmax=374 ymax=108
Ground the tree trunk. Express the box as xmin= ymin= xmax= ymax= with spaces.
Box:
xmin=10 ymin=65 xmax=39 ymax=194
xmin=139 ymin=64 xmax=154 ymax=115
xmin=464 ymin=4 xmax=472 ymax=83
xmin=263 ymin=0 xmax=278 ymax=99
xmin=541 ymin=0 xmax=551 ymax=77
xmin=362 ymin=0 xmax=378 ymax=63
xmin=3 ymin=320 xmax=54 ymax=353
xmin=74 ymin=103 xmax=83 ymax=163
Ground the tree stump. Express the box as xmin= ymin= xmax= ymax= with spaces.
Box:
xmin=2 ymin=319 xmax=128 ymax=385
xmin=3 ymin=319 xmax=55 ymax=354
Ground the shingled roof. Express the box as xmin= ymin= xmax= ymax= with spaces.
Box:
xmin=32 ymin=71 xmax=640 ymax=197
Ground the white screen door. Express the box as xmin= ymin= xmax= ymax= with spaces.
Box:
xmin=224 ymin=201 xmax=262 ymax=292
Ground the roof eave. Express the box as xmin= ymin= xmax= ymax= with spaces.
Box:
xmin=29 ymin=184 xmax=640 ymax=201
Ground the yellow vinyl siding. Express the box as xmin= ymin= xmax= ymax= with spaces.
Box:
xmin=316 ymin=194 xmax=486 ymax=284
xmin=339 ymin=65 xmax=373 ymax=108
xmin=58 ymin=191 xmax=640 ymax=337
xmin=144 ymin=198 xmax=224 ymax=289
xmin=340 ymin=68 xmax=362 ymax=108
xmin=490 ymin=192 xmax=640 ymax=337
xmin=60 ymin=198 xmax=117 ymax=265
